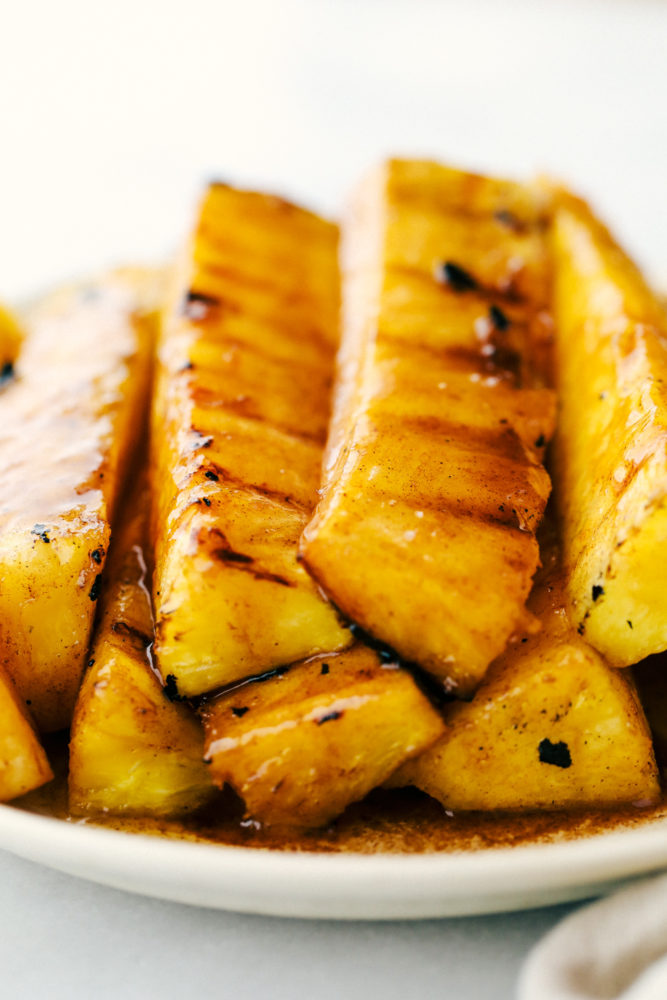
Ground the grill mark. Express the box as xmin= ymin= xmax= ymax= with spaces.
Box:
xmin=202 ymin=525 xmax=296 ymax=587
xmin=389 ymin=188 xmax=548 ymax=231
xmin=196 ymin=261 xmax=335 ymax=352
xmin=196 ymin=252 xmax=327 ymax=310
xmin=382 ymin=337 xmax=523 ymax=382
xmin=395 ymin=415 xmax=532 ymax=464
xmin=187 ymin=333 xmax=332 ymax=375
xmin=179 ymin=463 xmax=311 ymax=514
xmin=110 ymin=621 xmax=153 ymax=648
xmin=190 ymin=395 xmax=328 ymax=446
xmin=393 ymin=262 xmax=540 ymax=307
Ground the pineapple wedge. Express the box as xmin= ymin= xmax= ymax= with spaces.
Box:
xmin=151 ymin=184 xmax=350 ymax=698
xmin=0 ymin=269 xmax=157 ymax=731
xmin=392 ymin=539 xmax=659 ymax=810
xmin=201 ymin=644 xmax=445 ymax=829
xmin=0 ymin=665 xmax=52 ymax=801
xmin=69 ymin=477 xmax=213 ymax=817
xmin=301 ymin=160 xmax=555 ymax=695
xmin=551 ymin=191 xmax=667 ymax=665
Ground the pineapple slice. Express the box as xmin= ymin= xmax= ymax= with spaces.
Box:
xmin=551 ymin=190 xmax=667 ymax=666
xmin=201 ymin=644 xmax=445 ymax=829
xmin=301 ymin=160 xmax=555 ymax=695
xmin=151 ymin=184 xmax=350 ymax=698
xmin=0 ymin=269 xmax=157 ymax=731
xmin=392 ymin=540 xmax=659 ymax=810
xmin=69 ymin=478 xmax=213 ymax=817
xmin=0 ymin=665 xmax=52 ymax=801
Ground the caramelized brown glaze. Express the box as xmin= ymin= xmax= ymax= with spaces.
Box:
xmin=150 ymin=186 xmax=350 ymax=699
xmin=16 ymin=736 xmax=667 ymax=854
xmin=301 ymin=160 xmax=556 ymax=696
xmin=0 ymin=271 xmax=157 ymax=731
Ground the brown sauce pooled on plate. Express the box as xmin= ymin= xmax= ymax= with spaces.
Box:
xmin=13 ymin=735 xmax=667 ymax=855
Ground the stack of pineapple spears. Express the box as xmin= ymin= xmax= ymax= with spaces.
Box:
xmin=1 ymin=158 xmax=666 ymax=831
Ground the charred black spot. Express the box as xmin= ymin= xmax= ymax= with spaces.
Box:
xmin=0 ymin=361 xmax=15 ymax=389
xmin=87 ymin=659 xmax=95 ymax=668
xmin=191 ymin=430 xmax=214 ymax=450
xmin=538 ymin=738 xmax=572 ymax=769
xmin=179 ymin=360 xmax=194 ymax=372
xmin=164 ymin=674 xmax=186 ymax=702
xmin=182 ymin=289 xmax=221 ymax=319
xmin=592 ymin=584 xmax=605 ymax=602
xmin=494 ymin=209 xmax=526 ymax=232
xmin=316 ymin=710 xmax=343 ymax=725
xmin=91 ymin=548 xmax=104 ymax=564
xmin=534 ymin=434 xmax=546 ymax=449
xmin=231 ymin=706 xmax=249 ymax=718
xmin=201 ymin=497 xmax=212 ymax=507
xmin=489 ymin=304 xmax=511 ymax=331
xmin=204 ymin=470 xmax=219 ymax=482
xmin=31 ymin=523 xmax=50 ymax=544
xmin=89 ymin=575 xmax=102 ymax=601
xmin=627 ymin=620 xmax=634 ymax=629
xmin=320 ymin=662 xmax=330 ymax=675
xmin=577 ymin=622 xmax=585 ymax=635
xmin=437 ymin=261 xmax=478 ymax=293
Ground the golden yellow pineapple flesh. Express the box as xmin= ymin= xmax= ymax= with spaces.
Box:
xmin=0 ymin=665 xmax=52 ymax=801
xmin=551 ymin=191 xmax=667 ymax=666
xmin=151 ymin=184 xmax=350 ymax=698
xmin=300 ymin=159 xmax=555 ymax=696
xmin=393 ymin=538 xmax=659 ymax=810
xmin=201 ymin=644 xmax=445 ymax=829
xmin=69 ymin=478 xmax=213 ymax=817
xmin=0 ymin=270 xmax=157 ymax=732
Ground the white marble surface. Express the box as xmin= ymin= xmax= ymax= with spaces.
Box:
xmin=1 ymin=0 xmax=666 ymax=996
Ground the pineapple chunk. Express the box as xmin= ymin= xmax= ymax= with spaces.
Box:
xmin=0 ymin=269 xmax=156 ymax=731
xmin=201 ymin=644 xmax=445 ymax=829
xmin=393 ymin=541 xmax=659 ymax=810
xmin=301 ymin=160 xmax=555 ymax=695
xmin=151 ymin=185 xmax=350 ymax=698
xmin=551 ymin=191 xmax=667 ymax=665
xmin=69 ymin=478 xmax=213 ymax=817
xmin=0 ymin=665 xmax=52 ymax=801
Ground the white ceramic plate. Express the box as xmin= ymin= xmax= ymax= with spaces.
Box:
xmin=2 ymin=803 xmax=667 ymax=918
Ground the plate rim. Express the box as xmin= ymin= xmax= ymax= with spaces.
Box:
xmin=3 ymin=802 xmax=667 ymax=919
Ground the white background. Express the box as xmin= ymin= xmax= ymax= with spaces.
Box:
xmin=1 ymin=1 xmax=666 ymax=997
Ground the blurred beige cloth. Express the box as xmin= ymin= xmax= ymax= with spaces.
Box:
xmin=519 ymin=873 xmax=667 ymax=999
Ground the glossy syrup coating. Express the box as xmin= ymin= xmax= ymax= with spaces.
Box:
xmin=151 ymin=185 xmax=350 ymax=698
xmin=200 ymin=644 xmax=445 ymax=829
xmin=301 ymin=159 xmax=555 ymax=696
xmin=392 ymin=531 xmax=659 ymax=811
xmin=69 ymin=474 xmax=213 ymax=818
xmin=0 ymin=270 xmax=157 ymax=731
xmin=551 ymin=190 xmax=667 ymax=665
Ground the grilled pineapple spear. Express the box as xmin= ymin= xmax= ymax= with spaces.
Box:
xmin=391 ymin=532 xmax=659 ymax=811
xmin=301 ymin=160 xmax=555 ymax=695
xmin=69 ymin=475 xmax=213 ymax=818
xmin=151 ymin=185 xmax=350 ymax=698
xmin=201 ymin=644 xmax=445 ymax=829
xmin=551 ymin=191 xmax=667 ymax=666
xmin=0 ymin=270 xmax=157 ymax=731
